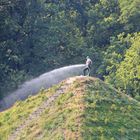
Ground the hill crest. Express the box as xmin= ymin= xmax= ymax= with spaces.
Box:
xmin=0 ymin=76 xmax=140 ymax=140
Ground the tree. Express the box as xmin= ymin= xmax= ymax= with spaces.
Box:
xmin=115 ymin=33 xmax=140 ymax=97
xmin=119 ymin=0 xmax=140 ymax=32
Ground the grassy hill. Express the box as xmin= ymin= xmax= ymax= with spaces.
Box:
xmin=0 ymin=76 xmax=140 ymax=140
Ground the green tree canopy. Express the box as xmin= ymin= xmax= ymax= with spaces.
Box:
xmin=115 ymin=33 xmax=140 ymax=96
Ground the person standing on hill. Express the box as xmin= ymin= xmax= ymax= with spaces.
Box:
xmin=83 ymin=56 xmax=92 ymax=76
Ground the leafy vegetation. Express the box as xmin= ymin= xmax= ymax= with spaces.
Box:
xmin=83 ymin=78 xmax=140 ymax=140
xmin=102 ymin=33 xmax=140 ymax=98
xmin=0 ymin=0 xmax=140 ymax=99
xmin=0 ymin=77 xmax=140 ymax=139
xmin=115 ymin=34 xmax=140 ymax=97
xmin=0 ymin=1 xmax=140 ymax=139
xmin=0 ymin=83 xmax=61 ymax=140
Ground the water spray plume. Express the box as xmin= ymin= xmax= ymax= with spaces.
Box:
xmin=0 ymin=64 xmax=85 ymax=111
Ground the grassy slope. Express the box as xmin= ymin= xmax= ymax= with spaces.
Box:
xmin=0 ymin=76 xmax=140 ymax=140
xmin=83 ymin=78 xmax=140 ymax=140
xmin=0 ymin=84 xmax=61 ymax=140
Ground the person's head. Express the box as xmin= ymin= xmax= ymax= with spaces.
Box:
xmin=86 ymin=56 xmax=89 ymax=59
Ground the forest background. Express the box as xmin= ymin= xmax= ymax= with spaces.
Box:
xmin=0 ymin=0 xmax=140 ymax=99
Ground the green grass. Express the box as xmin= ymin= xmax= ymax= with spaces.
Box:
xmin=17 ymin=79 xmax=85 ymax=140
xmin=0 ymin=84 xmax=61 ymax=140
xmin=82 ymin=78 xmax=140 ymax=140
xmin=0 ymin=77 xmax=140 ymax=140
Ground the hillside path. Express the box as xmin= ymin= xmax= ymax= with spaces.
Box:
xmin=8 ymin=78 xmax=76 ymax=140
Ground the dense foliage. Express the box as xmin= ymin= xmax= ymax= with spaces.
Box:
xmin=0 ymin=0 xmax=140 ymax=98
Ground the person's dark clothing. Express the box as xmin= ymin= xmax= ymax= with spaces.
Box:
xmin=83 ymin=58 xmax=92 ymax=76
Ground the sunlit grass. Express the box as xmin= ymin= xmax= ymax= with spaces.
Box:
xmin=0 ymin=84 xmax=61 ymax=140
xmin=0 ymin=77 xmax=140 ymax=140
xmin=82 ymin=79 xmax=140 ymax=140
